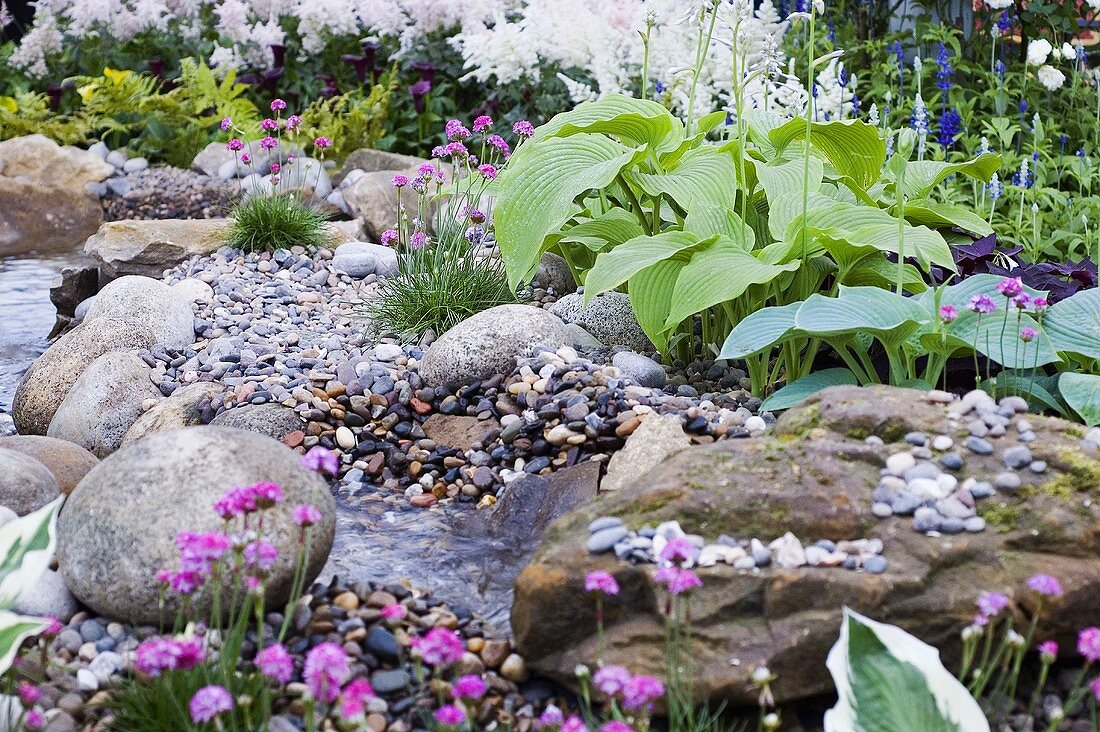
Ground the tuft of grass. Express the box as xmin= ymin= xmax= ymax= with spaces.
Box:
xmin=226 ymin=192 xmax=332 ymax=253
xmin=368 ymin=234 xmax=521 ymax=339
xmin=109 ymin=663 xmax=271 ymax=731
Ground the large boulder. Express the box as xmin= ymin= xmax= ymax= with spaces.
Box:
xmin=331 ymin=241 xmax=398 ymax=278
xmin=47 ymin=352 xmax=162 ymax=457
xmin=12 ymin=317 xmax=157 ymax=435
xmin=342 ymin=170 xmax=422 ymax=240
xmin=122 ymin=382 xmax=224 ymax=445
xmin=0 ymin=436 xmax=98 ymax=495
xmin=601 ymin=414 xmax=690 ymax=492
xmin=210 ymin=403 xmax=304 ymax=442
xmin=83 ymin=275 xmax=196 ymax=350
xmin=191 ymin=142 xmax=236 ymax=177
xmin=418 ymin=305 xmax=570 ymax=390
xmin=548 ymin=291 xmax=652 ymax=352
xmin=0 ymin=448 xmax=60 ymax=515
xmin=0 ymin=135 xmax=114 ymax=189
xmin=0 ymin=177 xmax=103 ymax=248
xmin=84 ymin=219 xmax=231 ymax=279
xmin=56 ymin=426 xmax=336 ymax=624
xmin=335 ymin=149 xmax=428 ymax=184
xmin=513 ymin=386 xmax=1100 ymax=707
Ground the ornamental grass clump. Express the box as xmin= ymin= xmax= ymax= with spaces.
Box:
xmin=221 ymin=98 xmax=333 ymax=253
xmin=368 ymin=115 xmax=532 ymax=339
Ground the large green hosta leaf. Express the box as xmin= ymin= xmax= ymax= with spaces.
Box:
xmin=1060 ymin=372 xmax=1100 ymax=426
xmin=761 ymin=368 xmax=860 ymax=411
xmin=718 ymin=301 xmax=804 ymax=359
xmin=902 ymin=199 xmax=994 ymax=238
xmin=768 ymin=118 xmax=886 ymax=190
xmin=795 ymin=286 xmax=931 ymax=346
xmin=559 ymin=209 xmax=646 ymax=252
xmin=583 ymin=231 xmax=703 ymax=301
xmin=538 ymin=93 xmax=682 ymax=148
xmin=683 ymin=204 xmax=754 ymax=246
xmin=630 ymin=259 xmax=686 ymax=353
xmin=496 ymin=134 xmax=645 ymax=289
xmin=1044 ymin=287 xmax=1100 ymax=360
xmin=824 ymin=608 xmax=988 ymax=732
xmin=623 ymin=145 xmax=739 ymax=213
xmin=900 ymin=153 xmax=1000 ymax=199
xmin=755 ymin=156 xmax=824 ymax=211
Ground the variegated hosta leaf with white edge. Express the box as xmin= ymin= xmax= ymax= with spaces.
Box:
xmin=583 ymin=231 xmax=704 ymax=303
xmin=1044 ymin=287 xmax=1100 ymax=361
xmin=768 ymin=118 xmax=887 ymax=190
xmin=1060 ymin=372 xmax=1100 ymax=426
xmin=824 ymin=608 xmax=989 ymax=732
xmin=0 ymin=496 xmax=62 ymax=608
xmin=0 ymin=610 xmax=51 ymax=678
xmin=538 ymin=93 xmax=683 ymax=152
xmin=495 ymin=133 xmax=646 ymax=290
xmin=899 ymin=153 xmax=1001 ymax=199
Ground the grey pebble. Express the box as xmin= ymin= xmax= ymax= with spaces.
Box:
xmin=1002 ymin=445 xmax=1033 ymax=469
xmin=994 ymin=472 xmax=1022 ymax=493
xmin=588 ymin=516 xmax=623 ymax=534
xmin=864 ymin=555 xmax=887 ymax=574
xmin=872 ymin=502 xmax=894 ymax=518
xmin=940 ymin=453 xmax=964 ymax=470
xmin=587 ymin=526 xmax=629 ymax=553
xmin=1029 ymin=460 xmax=1047 ymax=474
xmin=913 ymin=507 xmax=941 ymax=532
xmin=965 ymin=436 xmax=994 ymax=455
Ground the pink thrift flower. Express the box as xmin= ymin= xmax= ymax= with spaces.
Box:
xmin=977 ymin=591 xmax=1009 ymax=618
xmin=411 ymin=176 xmax=428 ymax=193
xmin=18 ymin=682 xmax=41 ymax=707
xmin=659 ymin=536 xmax=698 ymax=565
xmin=227 ymin=138 xmax=244 ymax=152
xmin=593 ymin=665 xmax=631 ymax=697
xmin=433 ymin=170 xmax=446 ymax=185
xmin=286 ymin=115 xmax=302 ymax=131
xmin=1028 ymin=574 xmax=1064 ymax=598
xmin=537 ymin=706 xmax=565 ymax=727
xmin=434 ymin=704 xmax=466 ymax=727
xmin=1091 ymin=677 xmax=1100 ymax=701
xmin=169 ymin=570 xmax=205 ymax=595
xmin=22 ymin=710 xmax=44 ymax=731
xmin=622 ymin=674 xmax=664 ymax=711
xmin=487 ymin=134 xmax=510 ymax=155
xmin=338 ymin=678 xmax=375 ymax=719
xmin=410 ymin=232 xmax=428 ymax=250
xmin=190 ymin=685 xmax=233 ymax=723
xmin=260 ymin=136 xmax=278 ymax=150
xmin=431 ymin=145 xmax=447 ymax=158
xmin=1032 ymin=297 xmax=1049 ymax=313
xmin=248 ymin=481 xmax=285 ymax=508
xmin=654 ymin=566 xmax=703 ymax=595
xmin=995 ymin=277 xmax=1024 ymax=298
xmin=452 ymin=674 xmax=487 ymax=699
xmin=256 ymin=643 xmax=294 ymax=684
xmin=1020 ymin=326 xmax=1037 ymax=342
xmin=417 ymin=163 xmax=436 ymax=176
xmin=584 ymin=570 xmax=620 ymax=595
xmin=270 ymin=98 xmax=287 ymax=112
xmin=445 ymin=119 xmax=471 ymax=141
xmin=1038 ymin=640 xmax=1058 ymax=661
xmin=176 ymin=531 xmax=231 ymax=573
xmin=478 ymin=163 xmax=498 ymax=180
xmin=304 ymin=642 xmax=350 ymax=703
xmin=220 ymin=117 xmax=232 ymax=131
xmin=513 ymin=120 xmax=536 ymax=137
xmin=968 ymin=294 xmax=997 ymax=314
xmin=411 ymin=627 xmax=464 ymax=667
xmin=261 ymin=118 xmax=279 ymax=132
xmin=599 ymin=723 xmax=634 ymax=732
xmin=244 ymin=540 xmax=278 ymax=571
xmin=300 ymin=445 xmax=339 ymax=475
xmin=314 ymin=136 xmax=332 ymax=149
xmin=380 ymin=229 xmax=400 ymax=246
xmin=270 ymin=162 xmax=281 ymax=175
xmin=444 ymin=141 xmax=469 ymax=158
xmin=240 ymin=153 xmax=251 ymax=165
xmin=380 ymin=603 xmax=407 ymax=621
xmin=939 ymin=305 xmax=958 ymax=323
xmin=1078 ymin=627 xmax=1100 ymax=661
xmin=473 ymin=115 xmax=493 ymax=133
xmin=392 ymin=174 xmax=409 ymax=188
xmin=1013 ymin=292 xmax=1031 ymax=310
xmin=562 ymin=717 xmax=589 ymax=732
xmin=175 ymin=636 xmax=206 ymax=670
xmin=135 ymin=637 xmax=181 ymax=677
xmin=292 ymin=504 xmax=322 ymax=527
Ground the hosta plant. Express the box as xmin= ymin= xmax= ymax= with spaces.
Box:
xmin=494 ymin=93 xmax=999 ymax=367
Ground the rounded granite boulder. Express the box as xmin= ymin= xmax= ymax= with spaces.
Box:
xmin=56 ymin=425 xmax=336 ymax=624
xmin=210 ymin=403 xmax=305 ymax=442
xmin=418 ymin=305 xmax=570 ymax=390
xmin=0 ymin=448 xmax=60 ymax=515
xmin=83 ymin=275 xmax=196 ymax=350
xmin=0 ymin=436 xmax=99 ymax=495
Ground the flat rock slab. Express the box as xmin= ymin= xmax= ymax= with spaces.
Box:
xmin=513 ymin=385 xmax=1100 ymax=707
xmin=84 ymin=219 xmax=231 ymax=278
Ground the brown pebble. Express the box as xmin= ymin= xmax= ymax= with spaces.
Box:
xmin=366 ymin=591 xmax=398 ymax=608
xmin=367 ymin=713 xmax=388 ymax=732
xmin=615 ymin=416 xmax=641 ymax=437
xmin=501 ymin=653 xmax=528 ymax=682
xmin=284 ymin=430 xmax=305 ymax=448
xmin=466 ymin=637 xmax=485 ymax=653
xmin=410 ymin=397 xmax=432 ymax=414
xmin=410 ymin=494 xmax=437 ymax=508
xmin=480 ymin=639 xmax=510 ymax=668
xmin=333 ymin=591 xmax=360 ymax=610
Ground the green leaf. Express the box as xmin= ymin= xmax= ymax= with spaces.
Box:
xmin=661 ymin=239 xmax=799 ymax=330
xmin=496 ymin=134 xmax=645 ymax=289
xmin=1044 ymin=287 xmax=1100 ymax=360
xmin=755 ymin=156 xmax=824 ymax=210
xmin=683 ymin=204 xmax=754 ymax=247
xmin=584 ymin=231 xmax=702 ymax=301
xmin=0 ymin=497 xmax=61 ymax=607
xmin=902 ymin=199 xmax=994 ymax=238
xmin=718 ymin=302 xmax=804 ymax=359
xmin=901 ymin=153 xmax=1001 ymax=199
xmin=630 ymin=259 xmax=686 ymax=353
xmin=1060 ymin=372 xmax=1100 ymax=426
xmin=980 ymin=372 xmax=1067 ymax=417
xmin=795 ymin=286 xmax=931 ymax=347
xmin=559 ymin=209 xmax=647 ymax=252
xmin=824 ymin=609 xmax=988 ymax=732
xmin=761 ymin=368 xmax=859 ymax=411
xmin=623 ymin=145 xmax=739 ymax=212
xmin=0 ymin=610 xmax=51 ymax=678
xmin=844 ymin=254 xmax=928 ymax=293
xmin=769 ymin=118 xmax=886 ymax=189
xmin=538 ymin=93 xmax=682 ymax=150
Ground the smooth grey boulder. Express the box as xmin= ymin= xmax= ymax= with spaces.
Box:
xmin=122 ymin=382 xmax=224 ymax=445
xmin=56 ymin=426 xmax=336 ymax=624
xmin=612 ymin=351 xmax=666 ymax=388
xmin=83 ymin=275 xmax=196 ymax=350
xmin=47 ymin=352 xmax=162 ymax=457
xmin=0 ymin=435 xmax=98 ymax=495
xmin=12 ymin=317 xmax=157 ymax=435
xmin=210 ymin=403 xmax=304 ymax=442
xmin=548 ymin=291 xmax=652 ymax=352
xmin=14 ymin=569 xmax=80 ymax=622
xmin=0 ymin=448 xmax=60 ymax=515
xmin=418 ymin=305 xmax=570 ymax=390
xmin=332 ymin=241 xmax=399 ymax=278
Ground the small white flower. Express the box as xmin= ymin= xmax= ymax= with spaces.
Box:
xmin=1027 ymin=38 xmax=1053 ymax=66
xmin=1037 ymin=64 xmax=1065 ymax=90
xmin=986 ymin=0 xmax=1013 ymax=8
xmin=763 ymin=713 xmax=781 ymax=730
xmin=913 ymin=55 xmax=923 ymax=72
xmin=812 ymin=0 xmax=825 ymax=14
xmin=1006 ymin=630 xmax=1025 ymax=648
xmin=1062 ymin=42 xmax=1077 ymax=60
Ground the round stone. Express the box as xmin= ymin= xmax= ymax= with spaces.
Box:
xmin=0 ymin=448 xmax=60 ymax=515
xmin=964 ymin=517 xmax=987 ymax=533
xmin=885 ymin=452 xmax=916 ymax=476
xmin=871 ymin=502 xmax=893 ymax=518
xmin=0 ymin=436 xmax=99 ymax=495
xmin=993 ymin=472 xmax=1022 ymax=493
xmin=940 ymin=452 xmax=964 ymax=471
xmin=931 ymin=435 xmax=954 ymax=451
xmin=83 ymin=275 xmax=196 ymax=350
xmin=912 ymin=507 xmax=941 ymax=532
xmin=586 ymin=526 xmax=629 ymax=553
xmin=611 ymin=351 xmax=666 ymax=388
xmin=864 ymin=555 xmax=887 ymax=574
xmin=964 ymin=436 xmax=994 ymax=455
xmin=1002 ymin=445 xmax=1033 ymax=469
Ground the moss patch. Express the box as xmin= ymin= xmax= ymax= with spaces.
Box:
xmin=978 ymin=502 xmax=1023 ymax=531
xmin=1041 ymin=447 xmax=1100 ymax=499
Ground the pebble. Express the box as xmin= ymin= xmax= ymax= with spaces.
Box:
xmin=586 ymin=526 xmax=629 ymax=553
xmin=864 ymin=555 xmax=887 ymax=574
xmin=931 ymin=435 xmax=953 ymax=451
xmin=965 ymin=436 xmax=994 ymax=455
xmin=885 ymin=452 xmax=916 ymax=476
xmin=1002 ymin=445 xmax=1033 ymax=469
xmin=994 ymin=472 xmax=1022 ymax=493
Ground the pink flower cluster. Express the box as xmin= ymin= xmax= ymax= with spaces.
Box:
xmin=300 ymin=445 xmax=339 ymax=475
xmin=213 ymin=481 xmax=285 ymax=520
xmin=584 ymin=570 xmax=620 ymax=596
xmin=256 ymin=643 xmax=295 ymax=684
xmin=411 ymin=627 xmax=465 ymax=667
xmin=190 ymin=684 xmax=233 ymax=724
xmin=134 ymin=636 xmax=206 ymax=677
xmin=304 ymin=642 xmax=350 ymax=703
xmin=593 ymin=665 xmax=665 ymax=712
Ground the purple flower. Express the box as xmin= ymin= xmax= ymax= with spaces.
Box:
xmin=135 ymin=636 xmax=206 ymax=677
xmin=409 ymin=80 xmax=431 ymax=113
xmin=995 ymin=277 xmax=1024 ymax=298
xmin=599 ymin=723 xmax=634 ymax=732
xmin=214 ymin=486 xmax=256 ymax=518
xmin=314 ymin=136 xmax=332 ymax=149
xmin=270 ymin=98 xmax=287 ymax=112
xmin=537 ymin=707 xmax=565 ymax=727
xmin=18 ymin=682 xmax=42 ymax=707
xmin=1091 ymin=677 xmax=1100 ymax=701
xmin=452 ymin=674 xmax=487 ymax=699
xmin=338 ymin=678 xmax=375 ymax=719
xmin=445 ymin=141 xmax=469 ymax=159
xmin=392 ymin=174 xmax=409 ymax=188
xmin=562 ymin=717 xmax=589 ymax=732
xmin=411 ymin=176 xmax=428 ymax=193
xmin=939 ymin=305 xmax=958 ymax=323
xmin=473 ymin=115 xmax=493 ymax=133
xmin=487 ymin=134 xmax=511 ymax=157
xmin=654 ymin=566 xmax=703 ymax=595
xmin=380 ymin=603 xmax=406 ymax=622
xmin=261 ymin=118 xmax=279 ymax=132
xmin=968 ymin=294 xmax=997 ymax=315
xmin=304 ymin=642 xmax=350 ymax=703
xmin=411 ymin=627 xmax=464 ymax=667
xmin=256 ymin=643 xmax=294 ymax=684
xmin=190 ymin=685 xmax=233 ymax=724
xmin=270 ymin=162 xmax=281 ymax=175
xmin=593 ymin=665 xmax=631 ymax=697
xmin=175 ymin=637 xmax=206 ymax=670
xmin=1020 ymin=326 xmax=1037 ymax=343
xmin=513 ymin=120 xmax=536 ymax=138
xmin=176 ymin=531 xmax=231 ymax=573
xmin=244 ymin=540 xmax=278 ymax=571
xmin=1032 ymin=297 xmax=1049 ymax=313
xmin=1038 ymin=640 xmax=1059 ymax=661
xmin=380 ymin=229 xmax=399 ymax=246
xmin=227 ymin=138 xmax=244 ymax=152
xmin=1078 ymin=627 xmax=1100 ymax=661
xmin=584 ymin=570 xmax=620 ymax=595
xmin=445 ymin=119 xmax=471 ymax=141
xmin=410 ymin=232 xmax=428 ymax=249
xmin=417 ymin=163 xmax=436 ymax=176
xmin=249 ymin=481 xmax=284 ymax=508
xmin=622 ymin=674 xmax=665 ymax=711
xmin=240 ymin=154 xmax=251 ymax=165
xmin=478 ymin=163 xmax=498 ymax=180
xmin=220 ymin=117 xmax=232 ymax=131
xmin=659 ymin=536 xmax=698 ymax=565
xmin=434 ymin=704 xmax=467 ymax=727
xmin=431 ymin=145 xmax=447 ymax=158
xmin=286 ymin=115 xmax=302 ymax=131
xmin=977 ymin=591 xmax=1009 ymax=618
xmin=259 ymin=136 xmax=278 ymax=151
xmin=292 ymin=504 xmax=322 ymax=527
xmin=168 ymin=570 xmax=205 ymax=595
xmin=300 ymin=445 xmax=339 ymax=475
xmin=22 ymin=711 xmax=44 ymax=731
xmin=1013 ymin=292 xmax=1031 ymax=310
